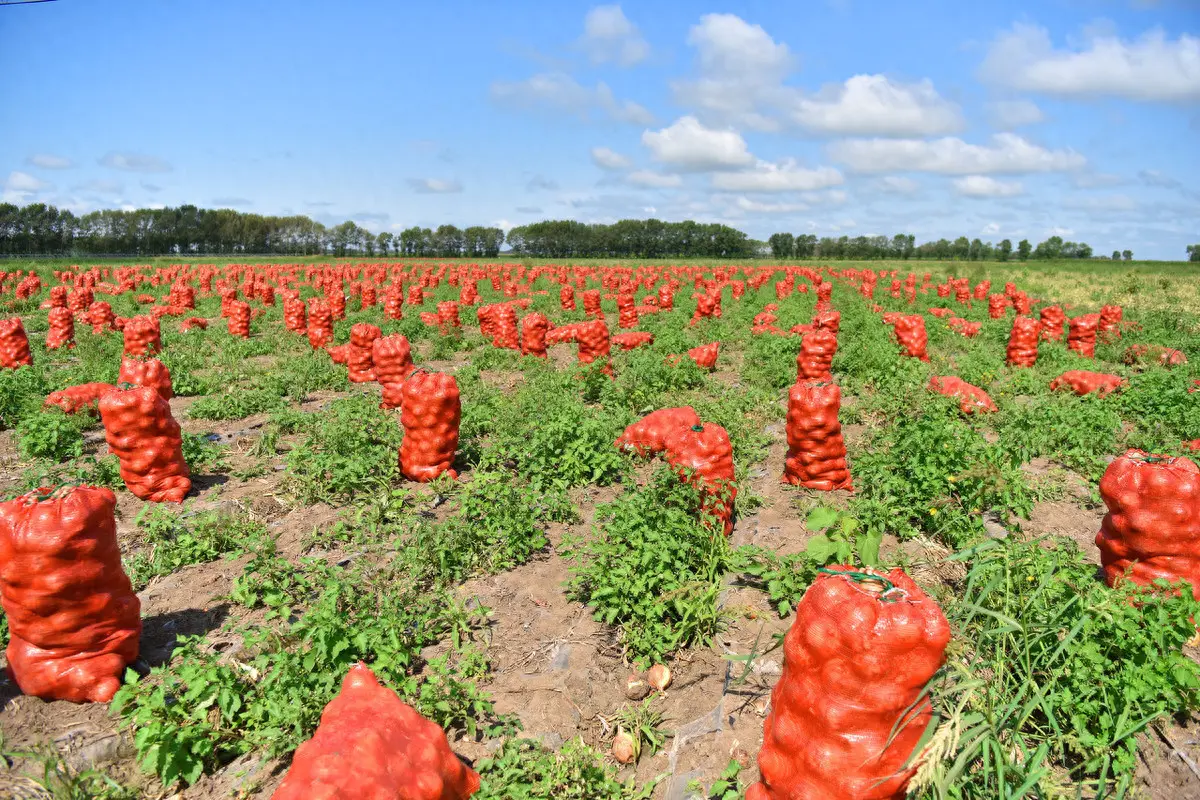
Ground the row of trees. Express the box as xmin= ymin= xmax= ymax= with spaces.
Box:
xmin=504 ymin=219 xmax=756 ymax=258
xmin=766 ymin=232 xmax=1125 ymax=262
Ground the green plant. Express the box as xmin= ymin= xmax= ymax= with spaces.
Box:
xmin=610 ymin=697 xmax=669 ymax=759
xmin=693 ymin=759 xmax=743 ymax=800
xmin=912 ymin=538 xmax=1200 ymax=798
xmin=474 ymin=738 xmax=657 ymax=800
xmin=285 ymin=394 xmax=402 ymax=503
xmin=0 ymin=736 xmax=138 ymax=800
xmin=16 ymin=409 xmax=86 ymax=461
xmin=564 ymin=469 xmax=732 ymax=665
xmin=125 ymin=506 xmax=266 ymax=590
xmin=181 ymin=432 xmax=228 ymax=472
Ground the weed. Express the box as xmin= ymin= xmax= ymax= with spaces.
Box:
xmin=474 ymin=738 xmax=657 ymax=800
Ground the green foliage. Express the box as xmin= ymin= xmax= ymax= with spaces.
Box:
xmin=180 ymin=432 xmax=227 ymax=472
xmin=15 ymin=409 xmax=86 ymax=461
xmin=285 ymin=394 xmax=402 ymax=503
xmin=853 ymin=408 xmax=1035 ymax=545
xmin=0 ymin=736 xmax=138 ymax=800
xmin=1115 ymin=367 xmax=1200 ymax=443
xmin=915 ymin=538 xmax=1200 ymax=798
xmin=188 ymin=385 xmax=284 ymax=421
xmin=564 ymin=469 xmax=731 ymax=665
xmin=474 ymin=738 xmax=656 ymax=800
xmin=995 ymin=393 xmax=1121 ymax=482
xmin=0 ymin=364 xmax=49 ymax=429
xmin=611 ymin=697 xmax=670 ymax=759
xmin=694 ymin=759 xmax=743 ymax=800
xmin=125 ymin=506 xmax=267 ymax=590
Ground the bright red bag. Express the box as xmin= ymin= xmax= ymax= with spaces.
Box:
xmin=813 ymin=310 xmax=840 ymax=335
xmin=226 ymin=300 xmax=251 ymax=338
xmin=307 ymin=298 xmax=335 ymax=350
xmin=783 ymin=381 xmax=853 ymax=491
xmin=119 ymin=356 xmax=174 ymax=401
xmin=747 ymin=567 xmax=949 ymax=800
xmin=1006 ymin=316 xmax=1039 ymax=367
xmin=559 ymin=284 xmax=576 ymax=311
xmin=796 ymin=329 xmax=837 ymax=382
xmin=122 ymin=315 xmax=161 ymax=357
xmin=987 ymin=294 xmax=1008 ymax=319
xmin=1068 ymin=314 xmax=1100 ymax=358
xmin=99 ymin=386 xmax=191 ymax=503
xmin=373 ymin=334 xmax=415 ymax=386
xmin=1049 ymin=370 xmax=1126 ymax=397
xmin=687 ymin=342 xmax=719 ymax=371
xmin=616 ymin=406 xmax=701 ymax=457
xmin=347 ymin=324 xmax=382 ymax=383
xmin=891 ymin=315 xmax=930 ymax=362
xmin=45 ymin=383 xmax=116 ymax=415
xmin=88 ymin=301 xmax=116 ymax=334
xmin=437 ymin=301 xmax=461 ymax=329
xmin=520 ymin=313 xmax=551 ymax=358
xmin=399 ymin=371 xmax=461 ymax=482
xmin=657 ymin=284 xmax=673 ymax=310
xmin=272 ymin=662 xmax=479 ymax=800
xmin=1 ymin=317 xmax=34 ymax=368
xmin=46 ymin=307 xmax=75 ymax=350
xmin=1096 ymin=451 xmax=1200 ymax=599
xmin=611 ymin=331 xmax=654 ymax=351
xmin=582 ymin=289 xmax=603 ymax=320
xmin=1098 ymin=304 xmax=1123 ymax=340
xmin=284 ymin=297 xmax=307 ymax=333
xmin=928 ymin=376 xmax=996 ymax=414
xmin=664 ymin=423 xmax=736 ymax=535
xmin=491 ymin=305 xmax=519 ymax=350
xmin=1039 ymin=305 xmax=1065 ymax=341
xmin=0 ymin=486 xmax=141 ymax=703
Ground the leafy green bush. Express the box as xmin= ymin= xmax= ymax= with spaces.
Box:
xmin=188 ymin=386 xmax=284 ymax=421
xmin=915 ymin=538 xmax=1200 ymax=798
xmin=564 ymin=469 xmax=731 ymax=665
xmin=285 ymin=395 xmax=402 ymax=503
xmin=16 ymin=409 xmax=86 ymax=461
xmin=475 ymin=738 xmax=655 ymax=800
xmin=125 ymin=506 xmax=266 ymax=590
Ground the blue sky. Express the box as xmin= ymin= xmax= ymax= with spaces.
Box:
xmin=1 ymin=0 xmax=1197 ymax=258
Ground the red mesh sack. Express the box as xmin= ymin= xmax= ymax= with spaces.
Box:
xmin=657 ymin=284 xmax=674 ymax=310
xmin=1098 ymin=304 xmax=1123 ymax=341
xmin=46 ymin=307 xmax=75 ymax=350
xmin=987 ymin=294 xmax=1008 ymax=319
xmin=360 ymin=284 xmax=376 ymax=310
xmin=782 ymin=381 xmax=853 ymax=491
xmin=582 ymin=289 xmax=603 ymax=319
xmin=687 ymin=342 xmax=719 ymax=371
xmin=813 ymin=310 xmax=840 ymax=335
xmin=796 ymin=329 xmax=837 ymax=382
xmin=1039 ymin=305 xmax=1065 ymax=341
xmin=559 ymin=284 xmax=576 ymax=311
xmin=611 ymin=331 xmax=654 ymax=351
xmin=119 ymin=357 xmax=174 ymax=401
xmin=492 ymin=305 xmax=519 ymax=350
xmin=437 ymin=301 xmax=461 ymax=329
xmin=122 ymin=315 xmax=161 ymax=357
xmin=99 ymin=386 xmax=191 ymax=503
xmin=328 ymin=344 xmax=351 ymax=365
xmin=227 ymin=300 xmax=251 ymax=338
xmin=373 ymin=334 xmax=415 ymax=385
xmin=307 ymin=298 xmax=335 ymax=350
xmin=284 ymin=297 xmax=307 ymax=333
xmin=0 ymin=486 xmax=141 ymax=703
xmin=816 ymin=281 xmax=832 ymax=312
xmin=326 ymin=288 xmax=347 ymax=320
xmin=691 ymin=293 xmax=717 ymax=325
xmin=1 ymin=317 xmax=34 ymax=368
xmin=1096 ymin=450 xmax=1200 ymax=599
xmin=1049 ymin=370 xmax=1126 ymax=398
xmin=928 ymin=376 xmax=996 ymax=414
xmin=407 ymin=285 xmax=424 ymax=307
xmin=1006 ymin=317 xmax=1040 ymax=367
xmin=399 ymin=371 xmax=461 ymax=482
xmin=44 ymin=383 xmax=117 ymax=415
xmin=384 ymin=288 xmax=405 ymax=320
xmin=179 ymin=317 xmax=208 ymax=333
xmin=575 ymin=319 xmax=611 ymax=366
xmin=747 ymin=567 xmax=950 ymax=800
xmin=1067 ymin=314 xmax=1100 ymax=358
xmin=88 ymin=301 xmax=116 ymax=334
xmin=664 ymin=423 xmax=736 ymax=535
xmin=68 ymin=286 xmax=94 ymax=314
xmin=1123 ymin=344 xmax=1188 ymax=368
xmin=46 ymin=286 xmax=68 ymax=309
xmin=891 ymin=315 xmax=930 ymax=362
xmin=947 ymin=317 xmax=981 ymax=338
xmin=272 ymin=662 xmax=480 ymax=800
xmin=520 ymin=313 xmax=551 ymax=358
xmin=347 ymin=324 xmax=382 ymax=383
xmin=615 ymin=407 xmax=701 ymax=457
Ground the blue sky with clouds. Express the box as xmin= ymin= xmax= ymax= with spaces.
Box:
xmin=1 ymin=0 xmax=1197 ymax=258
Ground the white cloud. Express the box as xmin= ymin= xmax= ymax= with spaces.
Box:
xmin=1138 ymin=169 xmax=1182 ymax=189
xmin=99 ymin=152 xmax=172 ymax=173
xmin=491 ymin=73 xmax=653 ymax=125
xmin=591 ymin=146 xmax=632 ymax=170
xmin=1047 ymin=226 xmax=1074 ymax=237
xmin=626 ymin=170 xmax=683 ymax=188
xmin=579 ymin=5 xmax=649 ymax=67
xmin=407 ymin=178 xmax=464 ymax=194
xmin=731 ymin=196 xmax=809 ymax=214
xmin=26 ymin=154 xmax=73 ymax=169
xmin=981 ymin=222 xmax=1002 ymax=235
xmin=712 ymin=159 xmax=844 ymax=192
xmin=953 ymin=175 xmax=1024 ymax=197
xmin=985 ymin=99 xmax=1045 ymax=129
xmin=642 ymin=116 xmax=754 ymax=171
xmin=5 ymin=171 xmax=52 ymax=193
xmin=672 ymin=13 xmax=794 ymax=131
xmin=828 ymin=133 xmax=1085 ymax=174
xmin=980 ymin=23 xmax=1200 ymax=102
xmin=876 ymin=175 xmax=920 ymax=194
xmin=788 ymin=75 xmax=962 ymax=136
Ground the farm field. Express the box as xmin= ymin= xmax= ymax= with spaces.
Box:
xmin=0 ymin=256 xmax=1198 ymax=800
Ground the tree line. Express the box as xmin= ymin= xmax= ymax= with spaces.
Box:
xmin=0 ymin=203 xmax=504 ymax=258
xmin=767 ymin=232 xmax=1132 ymax=262
xmin=2 ymin=201 xmax=1183 ymax=262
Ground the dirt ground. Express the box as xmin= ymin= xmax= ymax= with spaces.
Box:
xmin=1 ymin=378 xmax=1198 ymax=798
